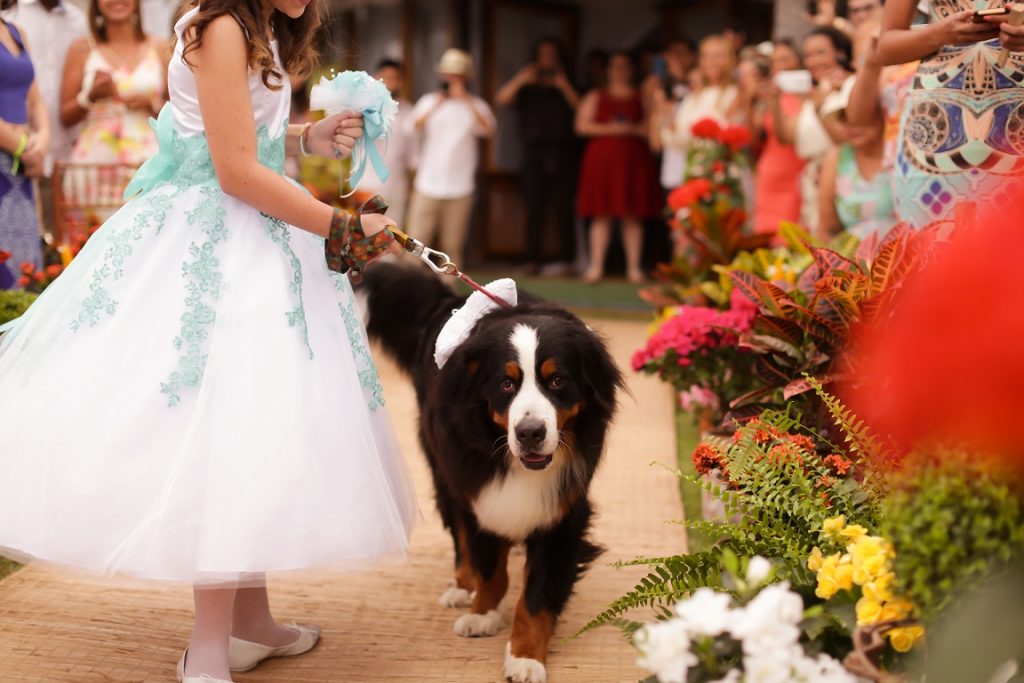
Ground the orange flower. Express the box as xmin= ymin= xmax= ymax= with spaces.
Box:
xmin=45 ymin=264 xmax=63 ymax=279
xmin=17 ymin=275 xmax=30 ymax=287
xmin=19 ymin=262 xmax=35 ymax=275
xmin=692 ymin=443 xmax=725 ymax=475
xmin=0 ymin=250 xmax=10 ymax=264
xmin=824 ymin=454 xmax=852 ymax=475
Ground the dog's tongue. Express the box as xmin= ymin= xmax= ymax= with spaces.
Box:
xmin=522 ymin=453 xmax=548 ymax=463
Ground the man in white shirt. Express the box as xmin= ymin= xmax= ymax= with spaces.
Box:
xmin=408 ymin=48 xmax=496 ymax=268
xmin=3 ymin=0 xmax=87 ymax=236
xmin=358 ymin=59 xmax=415 ymax=226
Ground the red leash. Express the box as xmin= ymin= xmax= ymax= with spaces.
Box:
xmin=389 ymin=227 xmax=515 ymax=309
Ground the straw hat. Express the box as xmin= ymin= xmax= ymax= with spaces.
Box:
xmin=437 ymin=48 xmax=472 ymax=77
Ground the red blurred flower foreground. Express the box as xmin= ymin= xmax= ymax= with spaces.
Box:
xmin=0 ymin=250 xmax=10 ymax=265
xmin=845 ymin=201 xmax=1024 ymax=463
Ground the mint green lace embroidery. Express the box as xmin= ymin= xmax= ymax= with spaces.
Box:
xmin=71 ymin=189 xmax=176 ymax=331
xmin=333 ymin=273 xmax=384 ymax=411
xmin=161 ymin=124 xmax=286 ymax=190
xmin=261 ymin=214 xmax=313 ymax=359
xmin=160 ymin=186 xmax=227 ymax=406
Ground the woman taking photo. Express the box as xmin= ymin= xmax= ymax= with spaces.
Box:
xmin=878 ymin=0 xmax=1024 ymax=227
xmin=0 ymin=4 xmax=48 ymax=289
xmin=59 ymin=0 xmax=167 ymax=166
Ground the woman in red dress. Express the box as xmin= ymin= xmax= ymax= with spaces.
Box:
xmin=575 ymin=52 xmax=662 ymax=283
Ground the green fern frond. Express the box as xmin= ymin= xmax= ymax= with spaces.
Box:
xmin=575 ymin=551 xmax=724 ymax=636
xmin=806 ymin=376 xmax=886 ymax=463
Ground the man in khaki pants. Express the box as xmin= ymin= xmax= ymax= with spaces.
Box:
xmin=409 ymin=48 xmax=496 ymax=268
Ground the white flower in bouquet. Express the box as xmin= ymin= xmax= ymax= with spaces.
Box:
xmin=635 ymin=618 xmax=696 ymax=683
xmin=673 ymin=587 xmax=736 ymax=636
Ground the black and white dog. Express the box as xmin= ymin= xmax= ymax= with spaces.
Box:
xmin=359 ymin=262 xmax=622 ymax=683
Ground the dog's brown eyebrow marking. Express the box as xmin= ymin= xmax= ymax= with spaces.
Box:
xmin=505 ymin=362 xmax=522 ymax=381
xmin=540 ymin=359 xmax=558 ymax=379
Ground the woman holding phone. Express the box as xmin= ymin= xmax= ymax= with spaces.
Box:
xmin=878 ymin=0 xmax=1024 ymax=227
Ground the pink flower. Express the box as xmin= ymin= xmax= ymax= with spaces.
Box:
xmin=679 ymin=385 xmax=720 ymax=412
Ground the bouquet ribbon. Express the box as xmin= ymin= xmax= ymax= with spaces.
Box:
xmin=309 ymin=70 xmax=398 ymax=196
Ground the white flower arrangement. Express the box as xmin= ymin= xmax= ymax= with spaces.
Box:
xmin=634 ymin=557 xmax=861 ymax=683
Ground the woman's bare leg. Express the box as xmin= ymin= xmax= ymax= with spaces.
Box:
xmin=622 ymin=217 xmax=645 ymax=283
xmin=583 ymin=216 xmax=612 ymax=283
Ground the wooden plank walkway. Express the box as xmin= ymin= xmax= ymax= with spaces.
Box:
xmin=0 ymin=318 xmax=683 ymax=682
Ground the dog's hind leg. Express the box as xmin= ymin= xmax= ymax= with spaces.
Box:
xmin=453 ymin=521 xmax=510 ymax=638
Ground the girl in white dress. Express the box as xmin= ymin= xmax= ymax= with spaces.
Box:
xmin=0 ymin=0 xmax=416 ymax=681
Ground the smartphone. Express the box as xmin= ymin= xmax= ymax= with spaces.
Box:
xmin=973 ymin=7 xmax=1010 ymax=22
xmin=775 ymin=69 xmax=813 ymax=95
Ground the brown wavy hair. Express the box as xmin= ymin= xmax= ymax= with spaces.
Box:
xmin=180 ymin=0 xmax=322 ymax=91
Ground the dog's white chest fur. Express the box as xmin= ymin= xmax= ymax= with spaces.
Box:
xmin=472 ymin=463 xmax=565 ymax=542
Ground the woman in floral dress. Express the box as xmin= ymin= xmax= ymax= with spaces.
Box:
xmin=879 ymin=0 xmax=1024 ymax=227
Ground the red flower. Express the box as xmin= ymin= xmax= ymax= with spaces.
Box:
xmin=45 ymin=264 xmax=63 ymax=279
xmin=691 ymin=117 xmax=722 ymax=140
xmin=17 ymin=275 xmax=30 ymax=287
xmin=719 ymin=125 xmax=752 ymax=151
xmin=667 ymin=178 xmax=714 ymax=212
xmin=692 ymin=443 xmax=725 ymax=476
xmin=32 ymin=271 xmax=45 ymax=283
xmin=19 ymin=262 xmax=35 ymax=275
xmin=712 ymin=160 xmax=726 ymax=174
xmin=0 ymin=250 xmax=10 ymax=264
xmin=824 ymin=454 xmax=852 ymax=475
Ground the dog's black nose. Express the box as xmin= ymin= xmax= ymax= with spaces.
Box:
xmin=515 ymin=418 xmax=547 ymax=450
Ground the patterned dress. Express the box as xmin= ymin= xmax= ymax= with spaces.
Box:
xmin=895 ymin=0 xmax=1024 ymax=227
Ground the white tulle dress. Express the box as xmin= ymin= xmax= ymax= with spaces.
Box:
xmin=0 ymin=8 xmax=416 ymax=585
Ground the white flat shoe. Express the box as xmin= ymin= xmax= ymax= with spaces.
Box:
xmin=228 ymin=623 xmax=321 ymax=672
xmin=176 ymin=649 xmax=233 ymax=683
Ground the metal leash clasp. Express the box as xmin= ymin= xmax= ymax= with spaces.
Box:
xmin=391 ymin=227 xmax=458 ymax=275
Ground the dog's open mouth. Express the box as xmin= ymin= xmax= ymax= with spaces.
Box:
xmin=519 ymin=452 xmax=554 ymax=470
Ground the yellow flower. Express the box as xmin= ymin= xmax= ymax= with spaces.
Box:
xmin=834 ymin=561 xmax=855 ymax=592
xmin=856 ymin=596 xmax=883 ymax=625
xmin=822 ymin=515 xmax=846 ymax=540
xmin=862 ymin=574 xmax=895 ymax=604
xmin=840 ymin=524 xmax=869 ymax=541
xmin=888 ymin=625 xmax=925 ymax=653
xmin=852 ymin=553 xmax=888 ymax=585
xmin=808 ymin=547 xmax=825 ymax=572
xmin=879 ymin=598 xmax=913 ymax=623
xmin=849 ymin=535 xmax=891 ymax=567
xmin=815 ymin=572 xmax=839 ymax=599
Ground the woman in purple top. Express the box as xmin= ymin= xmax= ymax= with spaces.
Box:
xmin=0 ymin=3 xmax=49 ymax=290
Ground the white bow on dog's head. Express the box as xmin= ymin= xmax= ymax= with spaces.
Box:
xmin=434 ymin=279 xmax=518 ymax=369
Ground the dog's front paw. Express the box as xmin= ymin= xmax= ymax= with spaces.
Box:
xmin=438 ymin=585 xmax=474 ymax=608
xmin=453 ymin=609 xmax=504 ymax=637
xmin=504 ymin=642 xmax=546 ymax=683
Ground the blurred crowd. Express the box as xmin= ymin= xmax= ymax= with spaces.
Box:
xmin=4 ymin=0 xmax=1024 ymax=289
